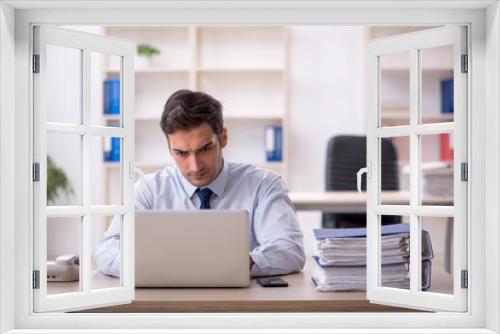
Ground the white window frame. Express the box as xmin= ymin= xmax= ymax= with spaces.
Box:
xmin=32 ymin=25 xmax=136 ymax=312
xmin=0 ymin=1 xmax=498 ymax=333
xmin=366 ymin=26 xmax=468 ymax=312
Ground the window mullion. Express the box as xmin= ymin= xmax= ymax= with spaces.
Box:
xmin=409 ymin=48 xmax=421 ymax=292
xmin=82 ymin=48 xmax=91 ymax=295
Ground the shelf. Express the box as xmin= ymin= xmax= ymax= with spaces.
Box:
xmin=107 ymin=68 xmax=285 ymax=74
xmin=197 ymin=68 xmax=284 ymax=73
xmin=101 ymin=26 xmax=288 ymax=183
xmin=106 ymin=68 xmax=190 ymax=74
xmin=381 ymin=108 xmax=453 ymax=122
xmin=104 ymin=162 xmax=171 ymax=169
xmin=381 ymin=67 xmax=453 ymax=73
xmin=102 ymin=114 xmax=283 ymax=122
xmin=102 ymin=114 xmax=121 ymax=121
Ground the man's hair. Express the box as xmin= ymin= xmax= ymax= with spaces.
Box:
xmin=160 ymin=89 xmax=224 ymax=137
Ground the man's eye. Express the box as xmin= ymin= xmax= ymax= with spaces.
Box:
xmin=176 ymin=151 xmax=187 ymax=157
xmin=201 ymin=146 xmax=211 ymax=153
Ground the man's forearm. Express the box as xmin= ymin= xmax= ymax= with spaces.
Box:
xmin=249 ymin=241 xmax=305 ymax=277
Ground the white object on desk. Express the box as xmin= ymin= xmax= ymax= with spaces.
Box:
xmin=47 ymin=254 xmax=79 ymax=282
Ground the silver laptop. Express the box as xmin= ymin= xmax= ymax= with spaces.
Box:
xmin=135 ymin=210 xmax=250 ymax=287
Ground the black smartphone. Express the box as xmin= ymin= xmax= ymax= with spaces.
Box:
xmin=257 ymin=277 xmax=289 ymax=287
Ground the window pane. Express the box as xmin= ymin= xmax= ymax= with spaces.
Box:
xmin=379 ymin=216 xmax=410 ymax=290
xmin=420 ymin=216 xmax=454 ymax=295
xmin=420 ymin=45 xmax=454 ymax=124
xmin=420 ymin=134 xmax=454 ymax=206
xmin=379 ymin=137 xmax=409 ymax=205
xmin=91 ymin=215 xmax=122 ymax=290
xmin=91 ymin=136 xmax=123 ymax=205
xmin=91 ymin=52 xmax=122 ymax=127
xmin=46 ymin=44 xmax=82 ymax=125
xmin=47 ymin=217 xmax=82 ymax=295
xmin=47 ymin=133 xmax=82 ymax=206
xmin=379 ymin=52 xmax=410 ymax=126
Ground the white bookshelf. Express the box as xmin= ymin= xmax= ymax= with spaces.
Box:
xmin=101 ymin=26 xmax=288 ymax=204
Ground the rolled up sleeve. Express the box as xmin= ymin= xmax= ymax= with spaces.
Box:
xmin=249 ymin=176 xmax=305 ymax=277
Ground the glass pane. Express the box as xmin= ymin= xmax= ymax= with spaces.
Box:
xmin=421 ymin=216 xmax=454 ymax=294
xmin=47 ymin=133 xmax=82 ymax=206
xmin=420 ymin=134 xmax=454 ymax=206
xmin=379 ymin=137 xmax=409 ymax=205
xmin=47 ymin=217 xmax=82 ymax=295
xmin=420 ymin=45 xmax=454 ymax=124
xmin=46 ymin=44 xmax=82 ymax=125
xmin=91 ymin=136 xmax=123 ymax=205
xmin=379 ymin=51 xmax=410 ymax=126
xmin=379 ymin=215 xmax=410 ymax=290
xmin=91 ymin=52 xmax=122 ymax=127
xmin=92 ymin=215 xmax=122 ymax=289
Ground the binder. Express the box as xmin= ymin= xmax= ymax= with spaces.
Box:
xmin=441 ymin=78 xmax=454 ymax=114
xmin=314 ymin=223 xmax=434 ymax=262
xmin=311 ymin=223 xmax=434 ymax=291
xmin=311 ymin=256 xmax=432 ymax=291
xmin=264 ymin=125 xmax=282 ymax=162
xmin=103 ymin=79 xmax=120 ymax=115
xmin=314 ymin=223 xmax=410 ymax=239
xmin=103 ymin=137 xmax=120 ymax=162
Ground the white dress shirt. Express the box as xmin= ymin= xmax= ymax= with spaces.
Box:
xmin=95 ymin=160 xmax=306 ymax=277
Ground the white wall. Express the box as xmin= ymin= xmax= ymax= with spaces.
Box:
xmin=287 ymin=26 xmax=366 ymax=255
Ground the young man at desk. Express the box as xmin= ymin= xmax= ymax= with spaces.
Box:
xmin=95 ymin=89 xmax=306 ymax=278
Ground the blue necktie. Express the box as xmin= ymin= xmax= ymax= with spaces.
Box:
xmin=196 ymin=188 xmax=213 ymax=209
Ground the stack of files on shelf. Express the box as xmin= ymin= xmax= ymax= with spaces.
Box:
xmin=311 ymin=223 xmax=434 ymax=292
xmin=421 ymin=161 xmax=453 ymax=197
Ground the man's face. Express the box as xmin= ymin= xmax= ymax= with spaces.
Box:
xmin=168 ymin=122 xmax=227 ymax=188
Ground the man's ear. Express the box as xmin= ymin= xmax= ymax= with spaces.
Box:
xmin=219 ymin=127 xmax=228 ymax=148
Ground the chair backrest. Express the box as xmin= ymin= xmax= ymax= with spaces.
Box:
xmin=322 ymin=135 xmax=400 ymax=228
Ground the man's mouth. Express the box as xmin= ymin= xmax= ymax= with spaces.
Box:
xmin=189 ymin=171 xmax=207 ymax=179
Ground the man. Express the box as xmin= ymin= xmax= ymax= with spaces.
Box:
xmin=95 ymin=89 xmax=305 ymax=277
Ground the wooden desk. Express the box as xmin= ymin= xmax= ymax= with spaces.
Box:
xmin=47 ymin=260 xmax=452 ymax=313
xmin=79 ymin=270 xmax=408 ymax=313
xmin=290 ymin=191 xmax=453 ymax=212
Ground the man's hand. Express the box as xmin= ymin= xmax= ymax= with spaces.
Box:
xmin=249 ymin=255 xmax=254 ymax=270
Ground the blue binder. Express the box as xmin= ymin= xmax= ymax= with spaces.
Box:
xmin=103 ymin=79 xmax=120 ymax=115
xmin=441 ymin=79 xmax=453 ymax=114
xmin=264 ymin=125 xmax=282 ymax=162
xmin=314 ymin=223 xmax=410 ymax=239
xmin=103 ymin=137 xmax=120 ymax=162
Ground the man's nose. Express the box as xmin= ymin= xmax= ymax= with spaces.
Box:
xmin=188 ymin=153 xmax=202 ymax=171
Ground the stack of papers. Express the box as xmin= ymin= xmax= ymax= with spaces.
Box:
xmin=404 ymin=162 xmax=453 ymax=196
xmin=316 ymin=234 xmax=409 ymax=266
xmin=312 ymin=256 xmax=410 ymax=291
xmin=311 ymin=224 xmax=433 ymax=292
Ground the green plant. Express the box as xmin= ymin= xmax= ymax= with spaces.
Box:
xmin=47 ymin=156 xmax=73 ymax=204
xmin=137 ymin=43 xmax=160 ymax=57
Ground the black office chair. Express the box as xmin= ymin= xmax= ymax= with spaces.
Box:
xmin=322 ymin=135 xmax=400 ymax=228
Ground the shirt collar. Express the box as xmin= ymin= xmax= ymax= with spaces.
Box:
xmin=178 ymin=160 xmax=229 ymax=199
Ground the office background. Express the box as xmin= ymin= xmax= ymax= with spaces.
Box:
xmin=46 ymin=25 xmax=449 ymax=272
